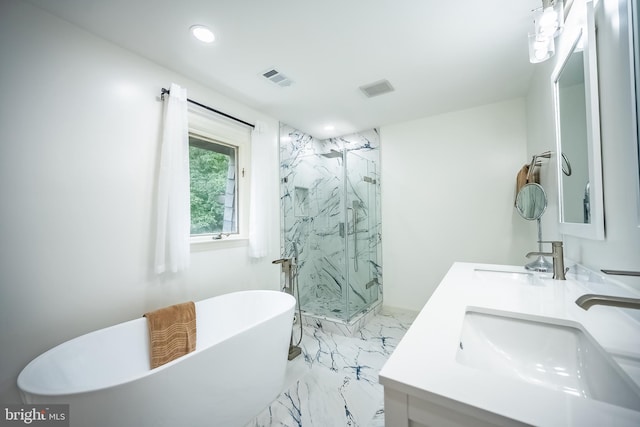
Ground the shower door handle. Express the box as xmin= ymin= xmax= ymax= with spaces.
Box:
xmin=351 ymin=201 xmax=359 ymax=272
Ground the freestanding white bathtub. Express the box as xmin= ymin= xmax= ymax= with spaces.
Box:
xmin=18 ymin=290 xmax=296 ymax=427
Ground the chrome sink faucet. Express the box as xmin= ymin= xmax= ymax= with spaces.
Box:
xmin=526 ymin=241 xmax=566 ymax=280
xmin=576 ymin=294 xmax=640 ymax=310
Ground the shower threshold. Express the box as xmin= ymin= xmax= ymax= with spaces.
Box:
xmin=300 ymin=300 xmax=382 ymax=337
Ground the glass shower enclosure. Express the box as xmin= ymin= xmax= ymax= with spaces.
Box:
xmin=279 ymin=125 xmax=381 ymax=323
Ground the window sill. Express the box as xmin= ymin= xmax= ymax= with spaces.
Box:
xmin=190 ymin=234 xmax=249 ymax=251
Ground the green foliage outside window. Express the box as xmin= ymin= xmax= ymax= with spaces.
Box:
xmin=189 ymin=145 xmax=230 ymax=234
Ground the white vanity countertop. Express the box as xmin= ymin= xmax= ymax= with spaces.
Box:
xmin=379 ymin=262 xmax=640 ymax=426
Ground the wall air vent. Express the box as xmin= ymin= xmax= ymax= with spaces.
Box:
xmin=261 ymin=68 xmax=294 ymax=87
xmin=359 ymin=79 xmax=394 ymax=98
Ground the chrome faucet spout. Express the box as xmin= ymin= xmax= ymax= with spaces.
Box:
xmin=576 ymin=294 xmax=640 ymax=310
xmin=525 ymin=241 xmax=566 ymax=280
xmin=525 ymin=251 xmax=553 ymax=257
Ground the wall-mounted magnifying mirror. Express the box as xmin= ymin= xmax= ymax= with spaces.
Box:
xmin=552 ymin=1 xmax=605 ymax=239
xmin=516 ymin=183 xmax=553 ymax=272
xmin=516 ymin=183 xmax=547 ymax=220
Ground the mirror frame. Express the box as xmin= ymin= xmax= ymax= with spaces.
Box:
xmin=551 ymin=0 xmax=605 ymax=240
xmin=630 ymin=0 xmax=640 ymax=224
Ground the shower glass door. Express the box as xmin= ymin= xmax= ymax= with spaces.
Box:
xmin=279 ymin=125 xmax=381 ymax=323
xmin=282 ymin=151 xmax=348 ymax=320
xmin=345 ymin=150 xmax=379 ymax=319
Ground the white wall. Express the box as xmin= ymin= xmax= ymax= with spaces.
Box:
xmin=526 ymin=0 xmax=640 ymax=289
xmin=380 ymin=99 xmax=533 ymax=311
xmin=0 ymin=0 xmax=281 ymax=402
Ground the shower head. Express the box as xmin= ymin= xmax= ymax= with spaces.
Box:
xmin=320 ymin=149 xmax=342 ymax=158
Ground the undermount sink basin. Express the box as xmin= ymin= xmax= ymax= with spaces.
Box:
xmin=456 ymin=308 xmax=640 ymax=411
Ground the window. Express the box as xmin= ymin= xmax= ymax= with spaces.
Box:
xmin=188 ymin=104 xmax=250 ymax=241
xmin=189 ymin=136 xmax=237 ymax=235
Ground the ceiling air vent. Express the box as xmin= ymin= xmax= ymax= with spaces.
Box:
xmin=261 ymin=68 xmax=294 ymax=87
xmin=359 ymin=79 xmax=395 ymax=98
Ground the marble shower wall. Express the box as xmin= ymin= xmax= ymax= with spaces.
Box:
xmin=279 ymin=124 xmax=382 ymax=322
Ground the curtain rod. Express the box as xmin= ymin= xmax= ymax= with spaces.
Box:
xmin=160 ymin=87 xmax=255 ymax=129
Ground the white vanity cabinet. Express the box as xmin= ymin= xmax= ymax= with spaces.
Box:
xmin=378 ymin=262 xmax=640 ymax=427
xmin=383 ymin=386 xmax=529 ymax=427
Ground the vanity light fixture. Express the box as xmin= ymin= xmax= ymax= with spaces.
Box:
xmin=528 ymin=31 xmax=555 ymax=63
xmin=528 ymin=0 xmax=564 ymax=63
xmin=537 ymin=0 xmax=564 ymax=37
xmin=190 ymin=25 xmax=215 ymax=43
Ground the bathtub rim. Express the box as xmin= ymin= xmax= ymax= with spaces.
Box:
xmin=17 ymin=290 xmax=295 ymax=398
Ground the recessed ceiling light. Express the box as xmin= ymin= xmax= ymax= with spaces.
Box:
xmin=190 ymin=25 xmax=215 ymax=43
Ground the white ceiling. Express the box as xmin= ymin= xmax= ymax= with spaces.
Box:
xmin=26 ymin=0 xmax=541 ymax=139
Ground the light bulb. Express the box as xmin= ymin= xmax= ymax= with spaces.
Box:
xmin=536 ymin=1 xmax=565 ymax=38
xmin=539 ymin=7 xmax=557 ymax=28
xmin=536 ymin=11 xmax=557 ymax=38
xmin=534 ymin=45 xmax=548 ymax=61
xmin=528 ymin=32 xmax=554 ymax=63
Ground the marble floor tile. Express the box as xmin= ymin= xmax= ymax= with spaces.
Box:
xmin=245 ymin=308 xmax=417 ymax=427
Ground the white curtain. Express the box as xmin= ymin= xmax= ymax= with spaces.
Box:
xmin=248 ymin=120 xmax=271 ymax=259
xmin=154 ymin=83 xmax=190 ymax=274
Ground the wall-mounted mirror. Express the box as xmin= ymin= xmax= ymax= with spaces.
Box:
xmin=552 ymin=0 xmax=605 ymax=239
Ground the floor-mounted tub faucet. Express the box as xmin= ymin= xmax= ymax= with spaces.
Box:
xmin=526 ymin=241 xmax=567 ymax=280
xmin=272 ymin=257 xmax=302 ymax=360
xmin=272 ymin=258 xmax=295 ymax=293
